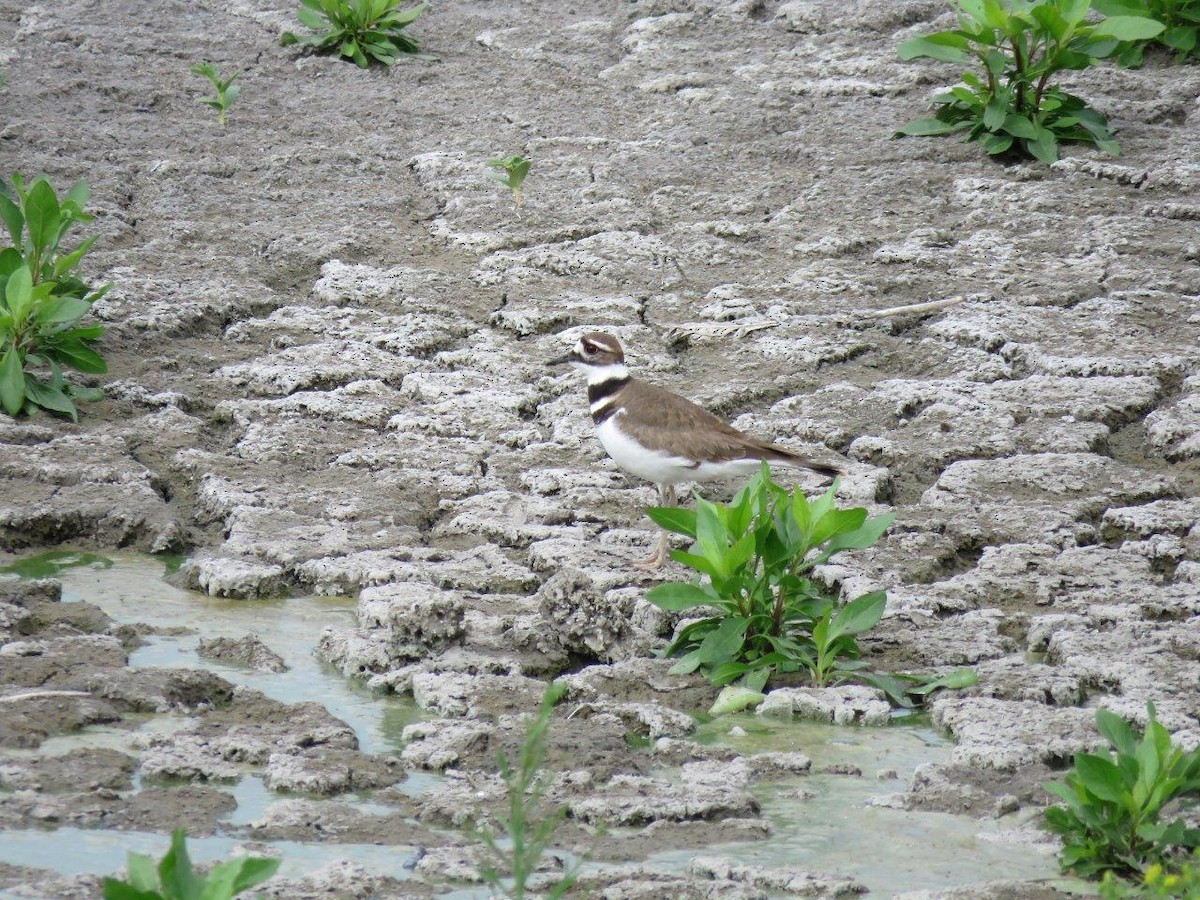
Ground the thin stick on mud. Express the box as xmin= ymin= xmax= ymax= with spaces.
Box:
xmin=856 ymin=296 xmax=967 ymax=320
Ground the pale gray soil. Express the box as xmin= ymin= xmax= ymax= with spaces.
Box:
xmin=0 ymin=0 xmax=1198 ymax=895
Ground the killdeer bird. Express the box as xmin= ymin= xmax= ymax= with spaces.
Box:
xmin=548 ymin=332 xmax=844 ymax=568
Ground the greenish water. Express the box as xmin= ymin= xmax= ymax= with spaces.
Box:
xmin=43 ymin=552 xmax=424 ymax=755
xmin=0 ymin=551 xmax=1063 ymax=896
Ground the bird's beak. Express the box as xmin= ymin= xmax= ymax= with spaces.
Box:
xmin=546 ymin=352 xmax=576 ymax=367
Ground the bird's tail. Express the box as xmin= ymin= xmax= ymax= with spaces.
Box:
xmin=759 ymin=446 xmax=845 ymax=480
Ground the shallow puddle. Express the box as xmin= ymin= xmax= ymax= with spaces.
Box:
xmin=42 ymin=552 xmax=424 ymax=755
xmin=0 ymin=552 xmax=1062 ymax=896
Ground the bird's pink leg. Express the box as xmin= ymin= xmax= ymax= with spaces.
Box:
xmin=633 ymin=483 xmax=676 ymax=570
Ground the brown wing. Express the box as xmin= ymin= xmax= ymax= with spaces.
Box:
xmin=616 ymin=380 xmax=842 ymax=477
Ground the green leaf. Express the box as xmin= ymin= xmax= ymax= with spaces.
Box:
xmin=297 ymin=5 xmax=326 ymax=29
xmin=982 ymin=132 xmax=1014 ymax=154
xmin=645 ymin=582 xmax=718 ymax=612
xmin=23 ymin=178 xmax=61 ymax=260
xmin=1001 ymin=113 xmax=1039 ymax=139
xmin=897 ymin=33 xmax=971 ymax=63
xmin=742 ymin=667 xmax=770 ymax=693
xmin=1042 ymin=779 xmax=1079 ymax=807
xmin=0 ymin=193 xmax=23 ymax=247
xmin=983 ymin=96 xmax=1007 ymax=131
xmin=101 ymin=879 xmax=161 ymax=900
xmin=709 ymin=684 xmax=767 ymax=715
xmin=852 ymin=670 xmax=914 ymax=707
xmin=0 ymin=346 xmax=25 ymax=416
xmin=697 ymin=616 xmax=748 ymax=666
xmin=1027 ymin=128 xmax=1059 ymax=163
xmin=124 ymin=853 xmax=159 ymax=893
xmin=905 ymin=667 xmax=978 ymax=695
xmin=646 ymin=505 xmax=696 ymax=537
xmin=1091 ymin=0 xmax=1145 ymax=16
xmin=695 ymin=497 xmax=731 ymax=572
xmin=63 ymin=179 xmax=89 ymax=212
xmin=47 ymin=341 xmax=107 ymax=373
xmin=24 ymin=376 xmax=77 ymax=421
xmin=5 ymin=264 xmax=32 ymax=322
xmin=822 ymin=511 xmax=896 ymax=556
xmin=1163 ymin=26 xmax=1198 ymax=51
xmin=828 ymin=591 xmax=886 ymax=640
xmin=667 ymin=649 xmax=702 ymax=675
xmin=51 ymin=235 xmax=98 ymax=279
xmin=159 ymin=831 xmax=201 ymax=900
xmin=1095 ymin=708 xmax=1137 ymax=757
xmin=228 ymin=856 xmax=281 ymax=894
xmin=1073 ymin=753 xmax=1127 ymax=804
xmin=1092 ymin=15 xmax=1166 ymax=40
xmin=809 ymin=507 xmax=867 ymax=547
xmin=35 ymin=295 xmax=90 ymax=326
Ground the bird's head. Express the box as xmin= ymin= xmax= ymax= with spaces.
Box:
xmin=546 ymin=332 xmax=627 ymax=379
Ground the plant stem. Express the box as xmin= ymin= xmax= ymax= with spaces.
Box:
xmin=1011 ymin=35 xmax=1026 ymax=114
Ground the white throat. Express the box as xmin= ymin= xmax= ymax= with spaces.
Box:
xmin=577 ymin=362 xmax=629 ymax=385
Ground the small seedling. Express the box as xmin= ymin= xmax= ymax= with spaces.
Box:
xmin=192 ymin=62 xmax=240 ymax=127
xmin=102 ymin=829 xmax=280 ymax=900
xmin=895 ymin=0 xmax=1165 ymax=162
xmin=0 ymin=174 xmax=108 ymax=421
xmin=487 ymin=155 xmax=531 ymax=206
xmin=471 ymin=680 xmax=578 ymax=900
xmin=281 ymin=0 xmax=428 ymax=67
xmin=1096 ymin=0 xmax=1200 ymax=64
xmin=1044 ymin=703 xmax=1200 ymax=881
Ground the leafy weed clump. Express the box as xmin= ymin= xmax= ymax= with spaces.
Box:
xmin=645 ymin=464 xmax=975 ymax=709
xmin=487 ymin=155 xmax=531 ymax=206
xmin=102 ymin=829 xmax=280 ymax=900
xmin=0 ymin=174 xmax=108 ymax=421
xmin=471 ymin=680 xmax=578 ymax=900
xmin=192 ymin=62 xmax=240 ymax=127
xmin=896 ymin=0 xmax=1164 ymax=161
xmin=1044 ymin=703 xmax=1200 ymax=881
xmin=281 ymin=0 xmax=428 ymax=67
xmin=1097 ymin=0 xmax=1200 ymax=64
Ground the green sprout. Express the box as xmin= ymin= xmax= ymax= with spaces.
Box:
xmin=192 ymin=62 xmax=240 ymax=127
xmin=487 ymin=155 xmax=531 ymax=206
xmin=471 ymin=681 xmax=579 ymax=900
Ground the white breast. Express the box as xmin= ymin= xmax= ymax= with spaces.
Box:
xmin=595 ymin=414 xmax=696 ymax=485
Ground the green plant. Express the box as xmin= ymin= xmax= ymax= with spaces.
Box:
xmin=645 ymin=465 xmax=896 ymax=691
xmin=0 ymin=174 xmax=108 ymax=420
xmin=472 ymin=681 xmax=578 ymax=900
xmin=281 ymin=0 xmax=428 ymax=67
xmin=1044 ymin=703 xmax=1200 ymax=881
xmin=895 ymin=0 xmax=1165 ymax=162
xmin=1100 ymin=850 xmax=1200 ymax=898
xmin=487 ymin=155 xmax=531 ymax=206
xmin=102 ymin=829 xmax=280 ymax=900
xmin=1096 ymin=0 xmax=1200 ymax=63
xmin=192 ymin=62 xmax=240 ymax=127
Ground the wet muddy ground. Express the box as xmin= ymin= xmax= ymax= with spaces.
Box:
xmin=0 ymin=0 xmax=1198 ymax=895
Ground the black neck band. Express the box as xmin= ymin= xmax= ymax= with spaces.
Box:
xmin=588 ymin=376 xmax=630 ymax=406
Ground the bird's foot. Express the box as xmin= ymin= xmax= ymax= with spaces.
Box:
xmin=632 ymin=534 xmax=670 ymax=571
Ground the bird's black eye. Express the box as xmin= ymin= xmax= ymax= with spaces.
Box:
xmin=583 ymin=344 xmax=597 ymax=356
